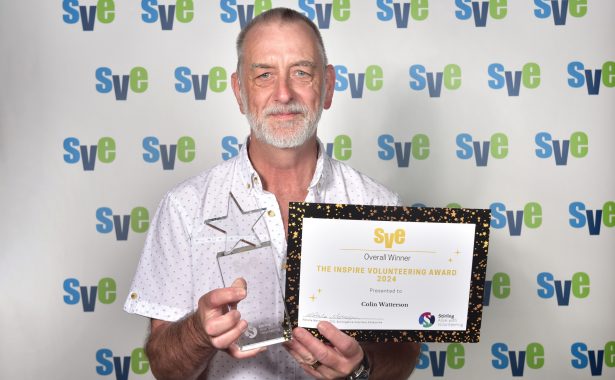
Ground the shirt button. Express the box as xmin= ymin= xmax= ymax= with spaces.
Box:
xmin=130 ymin=292 xmax=138 ymax=300
xmin=267 ymin=210 xmax=276 ymax=217
xmin=246 ymin=183 xmax=251 ymax=189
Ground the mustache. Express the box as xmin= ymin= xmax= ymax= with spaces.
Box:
xmin=263 ymin=102 xmax=309 ymax=116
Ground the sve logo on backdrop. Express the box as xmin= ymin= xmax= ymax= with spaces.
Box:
xmin=377 ymin=134 xmax=430 ymax=168
xmin=410 ymin=64 xmax=462 ymax=97
xmin=64 ymin=137 xmax=116 ymax=171
xmin=492 ymin=342 xmax=545 ymax=376
xmin=324 ymin=134 xmax=352 ymax=161
xmin=569 ymin=201 xmax=615 ymax=235
xmin=454 ymin=0 xmax=508 ymax=27
xmin=571 ymin=341 xmax=615 ymax=376
xmin=416 ymin=343 xmax=465 ymax=377
xmin=63 ymin=277 xmax=116 ymax=312
xmin=143 ymin=136 xmax=196 ymax=170
xmin=96 ymin=348 xmax=150 ymax=380
xmin=534 ymin=131 xmax=588 ymax=166
xmin=568 ymin=61 xmax=615 ymax=95
xmin=456 ymin=133 xmax=508 ymax=167
xmin=299 ymin=0 xmax=351 ymax=29
xmin=141 ymin=0 xmax=195 ymax=30
xmin=484 ymin=272 xmax=510 ymax=306
xmin=490 ymin=202 xmax=542 ymax=236
xmin=175 ymin=67 xmax=228 ymax=100
xmin=62 ymin=0 xmax=115 ymax=31
xmin=335 ymin=65 xmax=383 ymax=98
xmin=488 ymin=63 xmax=540 ymax=96
xmin=533 ymin=0 xmax=588 ymax=26
xmin=537 ymin=271 xmax=589 ymax=306
xmin=96 ymin=207 xmax=150 ymax=241
xmin=220 ymin=0 xmax=272 ymax=29
xmin=95 ymin=67 xmax=148 ymax=100
xmin=376 ymin=0 xmax=429 ymax=28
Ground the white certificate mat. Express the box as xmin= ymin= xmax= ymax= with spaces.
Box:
xmin=284 ymin=203 xmax=490 ymax=343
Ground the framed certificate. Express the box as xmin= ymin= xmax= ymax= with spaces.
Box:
xmin=284 ymin=203 xmax=490 ymax=343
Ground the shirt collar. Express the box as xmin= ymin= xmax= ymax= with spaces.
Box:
xmin=236 ymin=137 xmax=329 ymax=195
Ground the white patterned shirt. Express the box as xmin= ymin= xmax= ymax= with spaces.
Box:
xmin=124 ymin=139 xmax=401 ymax=380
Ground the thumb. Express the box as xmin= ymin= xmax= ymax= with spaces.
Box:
xmin=231 ymin=277 xmax=247 ymax=291
xmin=229 ymin=278 xmax=247 ymax=310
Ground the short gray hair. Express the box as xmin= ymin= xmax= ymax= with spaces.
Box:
xmin=235 ymin=7 xmax=328 ymax=75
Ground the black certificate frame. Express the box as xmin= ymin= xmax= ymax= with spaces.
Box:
xmin=284 ymin=202 xmax=491 ymax=343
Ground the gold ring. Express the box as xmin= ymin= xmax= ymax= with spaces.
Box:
xmin=308 ymin=360 xmax=321 ymax=370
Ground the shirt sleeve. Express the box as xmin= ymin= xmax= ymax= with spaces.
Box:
xmin=123 ymin=191 xmax=195 ymax=322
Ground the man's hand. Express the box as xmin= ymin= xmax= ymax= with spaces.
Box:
xmin=284 ymin=321 xmax=364 ymax=379
xmin=195 ymin=277 xmax=266 ymax=359
xmin=146 ymin=278 xmax=265 ymax=380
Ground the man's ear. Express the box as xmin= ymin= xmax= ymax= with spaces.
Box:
xmin=323 ymin=64 xmax=335 ymax=110
xmin=231 ymin=72 xmax=246 ymax=114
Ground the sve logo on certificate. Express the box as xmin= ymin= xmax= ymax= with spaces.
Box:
xmin=284 ymin=203 xmax=491 ymax=343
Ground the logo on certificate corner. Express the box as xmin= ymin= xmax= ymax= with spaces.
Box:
xmin=419 ymin=312 xmax=436 ymax=328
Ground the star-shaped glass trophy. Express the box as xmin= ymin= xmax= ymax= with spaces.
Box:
xmin=205 ymin=192 xmax=291 ymax=350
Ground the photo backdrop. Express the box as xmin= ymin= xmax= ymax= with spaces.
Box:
xmin=1 ymin=1 xmax=613 ymax=379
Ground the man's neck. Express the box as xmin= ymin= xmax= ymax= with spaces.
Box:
xmin=247 ymin=135 xmax=318 ymax=194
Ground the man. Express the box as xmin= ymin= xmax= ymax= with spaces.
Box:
xmin=124 ymin=7 xmax=419 ymax=380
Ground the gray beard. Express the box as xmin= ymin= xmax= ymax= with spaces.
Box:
xmin=246 ymin=102 xmax=321 ymax=148
xmin=240 ymin=85 xmax=324 ymax=149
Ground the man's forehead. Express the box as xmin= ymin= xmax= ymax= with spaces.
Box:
xmin=242 ymin=20 xmax=320 ymax=55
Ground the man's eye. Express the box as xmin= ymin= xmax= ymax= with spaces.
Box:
xmin=294 ymin=70 xmax=313 ymax=82
xmin=256 ymin=72 xmax=271 ymax=80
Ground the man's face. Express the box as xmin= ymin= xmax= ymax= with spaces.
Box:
xmin=232 ymin=21 xmax=334 ymax=149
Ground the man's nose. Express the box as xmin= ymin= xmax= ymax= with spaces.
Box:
xmin=273 ymin=76 xmax=293 ymax=103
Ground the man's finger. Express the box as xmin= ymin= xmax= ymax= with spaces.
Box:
xmin=203 ymin=309 xmax=242 ymax=337
xmin=284 ymin=339 xmax=318 ymax=366
xmin=229 ymin=278 xmax=247 ymax=310
xmin=292 ymin=327 xmax=335 ymax=366
xmin=231 ymin=277 xmax=247 ymax=290
xmin=209 ymin=319 xmax=248 ymax=349
xmin=286 ymin=339 xmax=342 ymax=380
xmin=317 ymin=321 xmax=362 ymax=358
xmin=201 ymin=285 xmax=246 ymax=310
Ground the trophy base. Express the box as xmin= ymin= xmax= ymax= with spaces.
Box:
xmin=237 ymin=322 xmax=291 ymax=351
xmin=239 ymin=336 xmax=289 ymax=351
